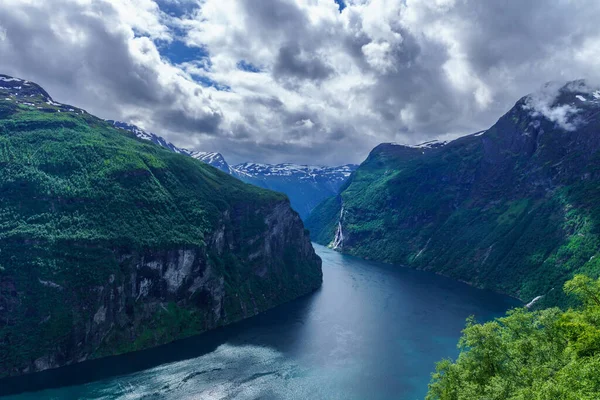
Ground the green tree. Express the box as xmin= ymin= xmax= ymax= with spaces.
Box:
xmin=564 ymin=275 xmax=600 ymax=307
xmin=426 ymin=275 xmax=600 ymax=400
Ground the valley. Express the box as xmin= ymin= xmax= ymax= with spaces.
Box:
xmin=2 ymin=1 xmax=600 ymax=398
xmin=1 ymin=74 xmax=599 ymax=399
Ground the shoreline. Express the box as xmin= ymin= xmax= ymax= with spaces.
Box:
xmin=322 ymin=243 xmax=525 ymax=304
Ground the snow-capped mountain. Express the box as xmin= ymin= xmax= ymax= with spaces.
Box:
xmin=230 ymin=163 xmax=357 ymax=218
xmin=0 ymin=74 xmax=87 ymax=115
xmin=107 ymin=119 xmax=356 ymax=219
xmin=107 ymin=121 xmax=233 ymax=173
xmin=108 ymin=122 xmax=233 ymax=174
xmin=232 ymin=163 xmax=355 ymax=182
xmin=108 ymin=121 xmax=187 ymax=155
xmin=188 ymin=151 xmax=232 ymax=174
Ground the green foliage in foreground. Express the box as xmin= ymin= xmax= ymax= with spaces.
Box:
xmin=426 ymin=275 xmax=600 ymax=400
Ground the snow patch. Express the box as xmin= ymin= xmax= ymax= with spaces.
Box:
xmin=576 ymin=95 xmax=587 ymax=102
xmin=389 ymin=139 xmax=448 ymax=149
xmin=38 ymin=279 xmax=62 ymax=290
xmin=0 ymin=76 xmax=21 ymax=82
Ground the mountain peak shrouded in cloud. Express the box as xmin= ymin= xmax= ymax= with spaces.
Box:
xmin=1 ymin=0 xmax=600 ymax=165
xmin=522 ymin=80 xmax=600 ymax=132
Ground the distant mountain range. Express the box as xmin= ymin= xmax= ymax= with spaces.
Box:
xmin=108 ymin=121 xmax=357 ymax=219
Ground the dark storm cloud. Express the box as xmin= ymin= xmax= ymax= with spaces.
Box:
xmin=273 ymin=43 xmax=334 ymax=82
xmin=238 ymin=0 xmax=334 ymax=83
xmin=158 ymin=107 xmax=223 ymax=135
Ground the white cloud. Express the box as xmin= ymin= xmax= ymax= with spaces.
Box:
xmin=523 ymin=80 xmax=600 ymax=131
xmin=362 ymin=41 xmax=396 ymax=73
xmin=1 ymin=0 xmax=600 ymax=164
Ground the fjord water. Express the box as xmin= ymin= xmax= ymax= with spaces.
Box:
xmin=1 ymin=244 xmax=518 ymax=400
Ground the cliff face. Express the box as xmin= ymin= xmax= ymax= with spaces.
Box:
xmin=0 ymin=74 xmax=322 ymax=378
xmin=307 ymin=81 xmax=600 ymax=307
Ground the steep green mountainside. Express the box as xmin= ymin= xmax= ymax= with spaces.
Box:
xmin=307 ymin=81 xmax=600 ymax=306
xmin=427 ymin=275 xmax=600 ymax=400
xmin=0 ymin=74 xmax=322 ymax=378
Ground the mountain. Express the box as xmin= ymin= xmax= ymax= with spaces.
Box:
xmin=231 ymin=163 xmax=357 ymax=219
xmin=191 ymin=151 xmax=232 ymax=174
xmin=108 ymin=121 xmax=357 ymax=219
xmin=0 ymin=74 xmax=322 ymax=378
xmin=307 ymin=80 xmax=600 ymax=307
xmin=107 ymin=120 xmax=188 ymax=155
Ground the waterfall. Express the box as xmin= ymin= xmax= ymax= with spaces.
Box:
xmin=331 ymin=205 xmax=344 ymax=250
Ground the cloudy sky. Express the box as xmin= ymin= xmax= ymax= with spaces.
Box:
xmin=1 ymin=0 xmax=599 ymax=165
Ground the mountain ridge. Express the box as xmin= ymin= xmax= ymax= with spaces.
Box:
xmin=307 ymin=80 xmax=600 ymax=307
xmin=108 ymin=120 xmax=357 ymax=219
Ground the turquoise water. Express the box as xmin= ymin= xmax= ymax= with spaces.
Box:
xmin=0 ymin=244 xmax=519 ymax=400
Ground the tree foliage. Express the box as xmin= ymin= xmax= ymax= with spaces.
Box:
xmin=426 ymin=275 xmax=600 ymax=399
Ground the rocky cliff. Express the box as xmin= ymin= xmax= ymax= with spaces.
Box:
xmin=0 ymin=74 xmax=322 ymax=378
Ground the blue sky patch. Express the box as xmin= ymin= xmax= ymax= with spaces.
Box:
xmin=155 ymin=0 xmax=199 ymax=17
xmin=160 ymin=40 xmax=209 ymax=64
xmin=190 ymin=73 xmax=231 ymax=91
xmin=334 ymin=0 xmax=346 ymax=12
xmin=237 ymin=60 xmax=261 ymax=73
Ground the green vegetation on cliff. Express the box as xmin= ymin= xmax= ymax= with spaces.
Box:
xmin=426 ymin=275 xmax=600 ymax=400
xmin=307 ymin=82 xmax=600 ymax=307
xmin=0 ymin=75 xmax=322 ymax=377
